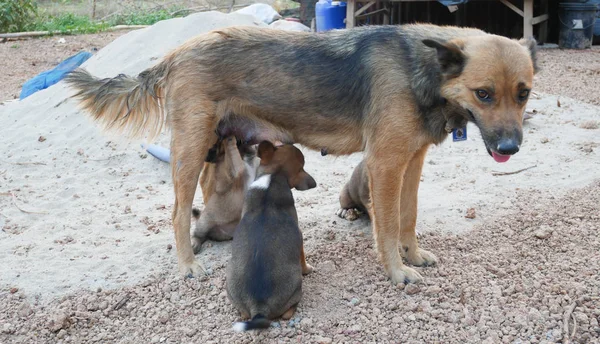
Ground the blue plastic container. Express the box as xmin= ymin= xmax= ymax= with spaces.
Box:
xmin=315 ymin=0 xmax=347 ymax=32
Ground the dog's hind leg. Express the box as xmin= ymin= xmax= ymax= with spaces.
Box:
xmin=170 ymin=100 xmax=218 ymax=277
xmin=399 ymin=145 xmax=438 ymax=267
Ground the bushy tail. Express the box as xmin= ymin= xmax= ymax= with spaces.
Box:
xmin=232 ymin=314 xmax=271 ymax=332
xmin=64 ymin=62 xmax=170 ymax=140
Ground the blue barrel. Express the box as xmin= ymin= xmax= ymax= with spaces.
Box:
xmin=587 ymin=0 xmax=600 ymax=40
xmin=315 ymin=0 xmax=347 ymax=32
xmin=558 ymin=2 xmax=597 ymax=49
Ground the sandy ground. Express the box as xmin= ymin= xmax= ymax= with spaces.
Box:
xmin=1 ymin=12 xmax=599 ymax=343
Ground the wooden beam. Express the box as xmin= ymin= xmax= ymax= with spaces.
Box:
xmin=346 ymin=0 xmax=356 ymax=28
xmin=355 ymin=8 xmax=389 ymax=19
xmin=498 ymin=0 xmax=523 ymax=17
xmin=523 ymin=0 xmax=533 ymax=38
xmin=532 ymin=14 xmax=548 ymax=26
xmin=354 ymin=0 xmax=376 ymax=17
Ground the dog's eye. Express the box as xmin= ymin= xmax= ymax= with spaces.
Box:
xmin=518 ymin=89 xmax=530 ymax=101
xmin=475 ymin=90 xmax=490 ymax=101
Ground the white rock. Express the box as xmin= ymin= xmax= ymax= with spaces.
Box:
xmin=236 ymin=4 xmax=281 ymax=24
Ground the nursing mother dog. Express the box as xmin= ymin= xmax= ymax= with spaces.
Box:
xmin=66 ymin=23 xmax=537 ymax=285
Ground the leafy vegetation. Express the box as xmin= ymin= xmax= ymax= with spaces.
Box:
xmin=0 ymin=0 xmax=38 ymax=33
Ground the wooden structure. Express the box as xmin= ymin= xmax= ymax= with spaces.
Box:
xmin=345 ymin=0 xmax=549 ymax=42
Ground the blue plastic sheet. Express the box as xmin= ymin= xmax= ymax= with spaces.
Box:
xmin=437 ymin=0 xmax=468 ymax=6
xmin=20 ymin=51 xmax=92 ymax=100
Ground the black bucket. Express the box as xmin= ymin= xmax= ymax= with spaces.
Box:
xmin=558 ymin=2 xmax=597 ymax=49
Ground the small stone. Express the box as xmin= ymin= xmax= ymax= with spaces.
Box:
xmin=158 ymin=311 xmax=169 ymax=324
xmin=124 ymin=206 xmax=132 ymax=214
xmin=167 ymin=244 xmax=172 ymax=250
xmin=1 ymin=323 xmax=14 ymax=334
xmin=99 ymin=301 xmax=109 ymax=310
xmin=350 ymin=298 xmax=360 ymax=306
xmin=319 ymin=260 xmax=336 ymax=273
xmin=9 ymin=287 xmax=18 ymax=294
xmin=300 ymin=318 xmax=313 ymax=328
xmin=465 ymin=208 xmax=476 ymax=219
xmin=540 ymin=137 xmax=549 ymax=144
xmin=17 ymin=303 xmax=32 ymax=317
xmin=574 ymin=312 xmax=589 ymax=324
xmin=528 ymin=307 xmax=543 ymax=323
xmin=425 ymin=286 xmax=442 ymax=296
xmin=57 ymin=329 xmax=67 ymax=339
xmin=534 ymin=227 xmax=552 ymax=239
xmin=314 ymin=336 xmax=332 ymax=344
xmin=47 ymin=312 xmax=71 ymax=332
xmin=151 ymin=336 xmax=160 ymax=343
xmin=170 ymin=292 xmax=180 ymax=303
xmin=38 ymin=136 xmax=46 ymax=142
xmin=405 ymin=284 xmax=421 ymax=295
xmin=185 ymin=328 xmax=197 ymax=337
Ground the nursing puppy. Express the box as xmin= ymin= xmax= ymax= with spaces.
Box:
xmin=227 ymin=141 xmax=316 ymax=332
xmin=191 ymin=136 xmax=258 ymax=253
xmin=337 ymin=159 xmax=369 ymax=221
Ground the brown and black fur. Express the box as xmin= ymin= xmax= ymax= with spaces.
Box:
xmin=65 ymin=24 xmax=537 ymax=284
xmin=191 ymin=136 xmax=258 ymax=254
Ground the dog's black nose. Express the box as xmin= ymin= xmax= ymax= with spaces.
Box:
xmin=497 ymin=139 xmax=520 ymax=155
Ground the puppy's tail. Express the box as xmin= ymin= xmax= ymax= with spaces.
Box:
xmin=232 ymin=314 xmax=270 ymax=332
xmin=64 ymin=59 xmax=172 ymax=141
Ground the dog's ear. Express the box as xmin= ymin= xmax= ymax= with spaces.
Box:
xmin=257 ymin=141 xmax=276 ymax=164
xmin=423 ymin=39 xmax=466 ymax=77
xmin=518 ymin=37 xmax=539 ymax=74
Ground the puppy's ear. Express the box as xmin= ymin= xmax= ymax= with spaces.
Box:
xmin=518 ymin=37 xmax=539 ymax=74
xmin=423 ymin=39 xmax=466 ymax=77
xmin=257 ymin=141 xmax=276 ymax=164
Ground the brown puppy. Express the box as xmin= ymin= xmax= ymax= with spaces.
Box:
xmin=337 ymin=159 xmax=369 ymax=221
xmin=66 ymin=24 xmax=537 ymax=284
xmin=191 ymin=136 xmax=258 ymax=253
xmin=227 ymin=141 xmax=316 ymax=332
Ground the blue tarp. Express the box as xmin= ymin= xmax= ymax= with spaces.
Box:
xmin=437 ymin=0 xmax=468 ymax=6
xmin=20 ymin=51 xmax=92 ymax=100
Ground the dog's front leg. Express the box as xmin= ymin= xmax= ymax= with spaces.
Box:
xmin=399 ymin=144 xmax=438 ymax=267
xmin=366 ymin=154 xmax=423 ymax=285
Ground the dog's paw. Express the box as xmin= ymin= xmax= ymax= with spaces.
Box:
xmin=178 ymin=260 xmax=206 ymax=278
xmin=335 ymin=208 xmax=359 ymax=221
xmin=405 ymin=248 xmax=438 ymax=267
xmin=389 ymin=265 xmax=423 ymax=285
xmin=302 ymin=263 xmax=314 ymax=275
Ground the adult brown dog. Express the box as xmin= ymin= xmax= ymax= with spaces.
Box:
xmin=65 ymin=23 xmax=537 ymax=284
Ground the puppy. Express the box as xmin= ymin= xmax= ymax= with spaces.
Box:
xmin=227 ymin=141 xmax=316 ymax=332
xmin=191 ymin=136 xmax=258 ymax=253
xmin=337 ymin=159 xmax=369 ymax=221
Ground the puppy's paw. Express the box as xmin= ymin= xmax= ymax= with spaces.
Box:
xmin=302 ymin=263 xmax=314 ymax=275
xmin=191 ymin=237 xmax=202 ymax=254
xmin=389 ymin=265 xmax=423 ymax=285
xmin=178 ymin=260 xmax=205 ymax=278
xmin=405 ymin=248 xmax=438 ymax=267
xmin=335 ymin=208 xmax=359 ymax=221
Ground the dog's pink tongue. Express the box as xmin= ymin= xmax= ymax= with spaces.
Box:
xmin=492 ymin=152 xmax=511 ymax=163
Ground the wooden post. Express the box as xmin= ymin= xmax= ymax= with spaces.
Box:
xmin=90 ymin=0 xmax=97 ymax=20
xmin=538 ymin=0 xmax=549 ymax=43
xmin=383 ymin=3 xmax=390 ymax=25
xmin=523 ymin=0 xmax=533 ymax=38
xmin=346 ymin=0 xmax=356 ymax=28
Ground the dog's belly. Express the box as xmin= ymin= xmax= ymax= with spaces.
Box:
xmin=216 ymin=113 xmax=364 ymax=155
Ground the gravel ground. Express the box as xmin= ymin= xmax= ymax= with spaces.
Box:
xmin=534 ymin=46 xmax=600 ymax=106
xmin=0 ymin=32 xmax=130 ymax=101
xmin=1 ymin=181 xmax=599 ymax=344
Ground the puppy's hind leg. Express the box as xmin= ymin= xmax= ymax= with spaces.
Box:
xmin=399 ymin=145 xmax=437 ymax=267
xmin=336 ymin=184 xmax=360 ymax=221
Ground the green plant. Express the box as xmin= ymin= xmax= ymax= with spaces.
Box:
xmin=29 ymin=12 xmax=108 ymax=33
xmin=0 ymin=0 xmax=38 ymax=33
xmin=109 ymin=6 xmax=187 ymax=26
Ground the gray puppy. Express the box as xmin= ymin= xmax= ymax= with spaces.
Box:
xmin=227 ymin=141 xmax=316 ymax=332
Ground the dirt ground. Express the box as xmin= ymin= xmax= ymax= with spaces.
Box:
xmin=0 ymin=29 xmax=599 ymax=344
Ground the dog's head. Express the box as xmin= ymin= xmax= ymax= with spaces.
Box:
xmin=257 ymin=141 xmax=317 ymax=191
xmin=424 ymin=35 xmax=538 ymax=163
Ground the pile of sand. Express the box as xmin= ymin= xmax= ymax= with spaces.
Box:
xmin=0 ymin=12 xmax=598 ymax=336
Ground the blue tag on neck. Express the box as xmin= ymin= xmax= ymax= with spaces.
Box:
xmin=452 ymin=126 xmax=467 ymax=142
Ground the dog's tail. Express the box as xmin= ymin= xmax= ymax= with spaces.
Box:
xmin=232 ymin=314 xmax=271 ymax=332
xmin=64 ymin=60 xmax=171 ymax=141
